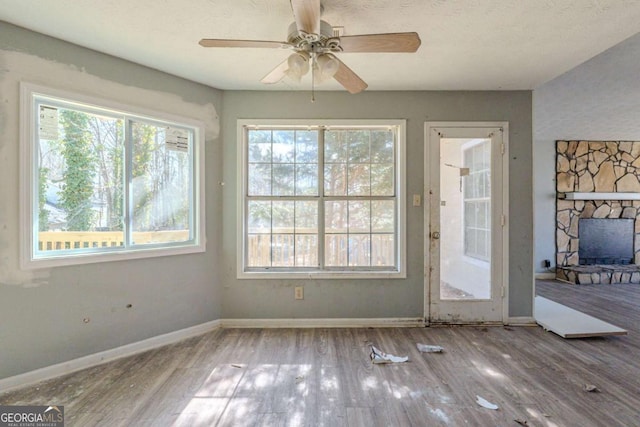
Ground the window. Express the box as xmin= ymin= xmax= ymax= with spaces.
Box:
xmin=463 ymin=139 xmax=491 ymax=261
xmin=20 ymin=83 xmax=205 ymax=268
xmin=238 ymin=120 xmax=405 ymax=278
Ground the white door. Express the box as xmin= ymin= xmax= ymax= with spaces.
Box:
xmin=425 ymin=123 xmax=508 ymax=324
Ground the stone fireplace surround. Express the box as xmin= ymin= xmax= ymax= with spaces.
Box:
xmin=556 ymin=140 xmax=640 ymax=284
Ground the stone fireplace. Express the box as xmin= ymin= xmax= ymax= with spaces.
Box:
xmin=556 ymin=140 xmax=640 ymax=284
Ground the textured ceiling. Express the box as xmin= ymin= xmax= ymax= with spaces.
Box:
xmin=1 ymin=0 xmax=639 ymax=91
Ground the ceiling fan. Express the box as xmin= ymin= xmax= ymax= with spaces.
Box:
xmin=199 ymin=0 xmax=421 ymax=96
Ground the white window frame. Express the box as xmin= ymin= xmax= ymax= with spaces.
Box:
xmin=19 ymin=82 xmax=206 ymax=269
xmin=462 ymin=139 xmax=491 ymax=263
xmin=237 ymin=119 xmax=406 ymax=279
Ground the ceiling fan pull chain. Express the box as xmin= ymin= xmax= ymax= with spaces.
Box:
xmin=311 ymin=54 xmax=316 ymax=103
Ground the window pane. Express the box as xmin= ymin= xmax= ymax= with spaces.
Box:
xmin=130 ymin=122 xmax=192 ymax=245
xmin=248 ymin=130 xmax=272 ymax=163
xmin=248 ymin=201 xmax=271 ymax=233
xmin=371 ymin=130 xmax=394 ymax=163
xmin=37 ymin=108 xmax=125 ymax=251
xmin=295 ymin=201 xmax=317 ymax=231
xmin=272 ymin=234 xmax=294 ymax=266
xmin=484 ymin=170 xmax=491 ymax=196
xmin=347 ymin=130 xmax=370 ymax=163
xmin=478 ymin=200 xmax=488 ymax=228
xmin=295 ymin=164 xmax=318 ymax=196
xmin=324 ymin=131 xmax=346 ymax=162
xmin=272 ymin=164 xmax=295 ymax=196
xmin=348 ymin=234 xmax=371 ymax=266
xmin=465 ymin=228 xmax=477 ymax=255
xmin=372 ymin=234 xmax=395 ymax=266
xmin=248 ymin=164 xmax=272 ymax=195
xmin=348 ymin=201 xmax=370 ymax=233
xmin=296 ymin=130 xmax=318 ymax=163
xmin=324 ymin=163 xmax=347 ymax=196
xmin=325 ymin=234 xmax=348 ymax=266
xmin=372 ymin=201 xmax=394 ymax=232
xmin=295 ymin=235 xmax=318 ymax=267
xmin=348 ymin=164 xmax=371 ymax=195
xmin=272 ymin=130 xmax=295 ymax=163
xmin=325 ymin=201 xmax=347 ymax=233
xmin=465 ymin=202 xmax=475 ymax=227
xmin=247 ymin=234 xmax=271 ymax=267
xmin=370 ymin=164 xmax=394 ymax=196
xmin=272 ymin=201 xmax=294 ymax=232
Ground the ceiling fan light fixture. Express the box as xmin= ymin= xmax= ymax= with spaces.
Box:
xmin=285 ymin=51 xmax=310 ymax=82
xmin=199 ymin=0 xmax=421 ymax=95
xmin=314 ymin=53 xmax=340 ymax=83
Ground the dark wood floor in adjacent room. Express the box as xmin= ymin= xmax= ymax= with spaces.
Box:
xmin=1 ymin=279 xmax=639 ymax=426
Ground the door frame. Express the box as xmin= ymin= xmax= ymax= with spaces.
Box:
xmin=423 ymin=122 xmax=510 ymax=324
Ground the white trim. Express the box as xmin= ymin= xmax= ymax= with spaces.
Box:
xmin=0 ymin=320 xmax=222 ymax=393
xmin=505 ymin=316 xmax=536 ymax=326
xmin=560 ymin=192 xmax=640 ymax=200
xmin=501 ymin=124 xmax=510 ymax=323
xmin=236 ymin=119 xmax=407 ymax=279
xmin=0 ymin=317 xmax=427 ymax=392
xmin=221 ymin=317 xmax=425 ymax=328
xmin=424 ymin=122 xmax=510 ymax=324
xmin=19 ymin=82 xmax=206 ymax=269
xmin=535 ymin=272 xmax=556 ymax=279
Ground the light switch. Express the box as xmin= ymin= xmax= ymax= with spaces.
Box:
xmin=412 ymin=194 xmax=421 ymax=206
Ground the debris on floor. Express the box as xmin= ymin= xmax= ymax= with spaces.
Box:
xmin=514 ymin=419 xmax=529 ymax=425
xmin=583 ymin=384 xmax=599 ymax=392
xmin=370 ymin=345 xmax=409 ymax=364
xmin=416 ymin=343 xmax=444 ymax=353
xmin=475 ymin=395 xmax=499 ymax=410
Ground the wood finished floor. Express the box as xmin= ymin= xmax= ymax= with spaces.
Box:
xmin=1 ymin=280 xmax=639 ymax=426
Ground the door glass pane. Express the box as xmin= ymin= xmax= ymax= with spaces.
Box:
xmin=439 ymin=138 xmax=491 ymax=300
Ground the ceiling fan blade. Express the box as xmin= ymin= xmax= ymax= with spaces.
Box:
xmin=199 ymin=39 xmax=290 ymax=49
xmin=331 ymin=55 xmax=368 ymax=94
xmin=339 ymin=32 xmax=421 ymax=53
xmin=261 ymin=59 xmax=290 ymax=84
xmin=290 ymin=0 xmax=321 ymax=36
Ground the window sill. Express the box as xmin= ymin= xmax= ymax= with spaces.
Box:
xmin=22 ymin=243 xmax=205 ymax=269
xmin=237 ymin=270 xmax=406 ymax=280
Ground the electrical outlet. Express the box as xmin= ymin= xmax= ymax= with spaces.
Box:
xmin=294 ymin=286 xmax=304 ymax=300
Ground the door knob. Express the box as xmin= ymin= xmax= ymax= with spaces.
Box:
xmin=431 ymin=231 xmax=440 ymax=240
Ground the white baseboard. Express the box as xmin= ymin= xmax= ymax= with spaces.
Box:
xmin=535 ymin=272 xmax=556 ymax=279
xmin=0 ymin=319 xmax=222 ymax=394
xmin=506 ymin=316 xmax=536 ymax=326
xmin=220 ymin=317 xmax=426 ymax=328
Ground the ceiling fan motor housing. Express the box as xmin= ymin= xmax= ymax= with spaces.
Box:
xmin=287 ymin=20 xmax=341 ymax=54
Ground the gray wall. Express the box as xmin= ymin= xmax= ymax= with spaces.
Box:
xmin=222 ymin=90 xmax=533 ymax=319
xmin=534 ymin=32 xmax=640 ymax=273
xmin=1 ymin=21 xmax=535 ymax=381
xmin=0 ymin=22 xmax=223 ymax=379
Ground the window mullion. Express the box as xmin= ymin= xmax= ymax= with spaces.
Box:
xmin=318 ymin=128 xmax=325 ymax=269
xmin=124 ymin=118 xmax=133 ymax=248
